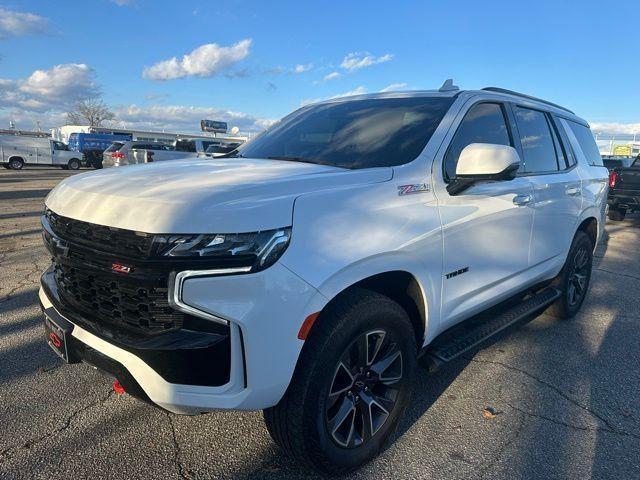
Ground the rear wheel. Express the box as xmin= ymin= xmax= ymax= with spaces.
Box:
xmin=608 ymin=207 xmax=626 ymax=221
xmin=263 ymin=289 xmax=417 ymax=475
xmin=8 ymin=157 xmax=23 ymax=170
xmin=548 ymin=231 xmax=593 ymax=319
xmin=67 ymin=158 xmax=81 ymax=170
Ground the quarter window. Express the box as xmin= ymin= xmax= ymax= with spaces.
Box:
xmin=514 ymin=107 xmax=559 ymax=173
xmin=567 ymin=120 xmax=604 ymax=167
xmin=444 ymin=102 xmax=511 ymax=179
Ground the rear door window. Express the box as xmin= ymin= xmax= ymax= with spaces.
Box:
xmin=104 ymin=142 xmax=124 ymax=153
xmin=444 ymin=102 xmax=512 ymax=179
xmin=566 ymin=121 xmax=604 ymax=167
xmin=514 ymin=107 xmax=559 ymax=173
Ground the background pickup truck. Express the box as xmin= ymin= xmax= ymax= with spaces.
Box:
xmin=608 ymin=156 xmax=640 ymax=220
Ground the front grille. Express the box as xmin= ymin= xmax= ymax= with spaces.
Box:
xmin=46 ymin=209 xmax=154 ymax=259
xmin=53 ymin=262 xmax=183 ymax=333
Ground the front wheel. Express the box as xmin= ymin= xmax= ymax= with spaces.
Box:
xmin=548 ymin=231 xmax=593 ymax=319
xmin=8 ymin=158 xmax=23 ymax=170
xmin=67 ymin=158 xmax=81 ymax=170
xmin=263 ymin=289 xmax=417 ymax=475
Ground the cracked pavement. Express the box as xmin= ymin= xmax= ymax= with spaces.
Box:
xmin=1 ymin=167 xmax=639 ymax=479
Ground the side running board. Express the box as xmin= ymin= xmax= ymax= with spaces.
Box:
xmin=421 ymin=287 xmax=561 ymax=371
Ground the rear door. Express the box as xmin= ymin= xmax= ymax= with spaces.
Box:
xmin=434 ymin=100 xmax=535 ymax=328
xmin=512 ymin=105 xmax=582 ymax=266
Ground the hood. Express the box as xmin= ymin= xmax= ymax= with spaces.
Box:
xmin=45 ymin=158 xmax=392 ymax=233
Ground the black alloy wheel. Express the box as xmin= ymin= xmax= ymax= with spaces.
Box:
xmin=325 ymin=329 xmax=404 ymax=449
xmin=567 ymin=243 xmax=589 ymax=307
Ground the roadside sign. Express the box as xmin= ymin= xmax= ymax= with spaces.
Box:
xmin=200 ymin=120 xmax=228 ymax=133
xmin=613 ymin=145 xmax=632 ymax=156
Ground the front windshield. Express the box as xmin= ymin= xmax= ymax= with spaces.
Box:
xmin=237 ymin=96 xmax=454 ymax=169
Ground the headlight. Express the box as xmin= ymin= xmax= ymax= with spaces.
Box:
xmin=152 ymin=227 xmax=291 ymax=272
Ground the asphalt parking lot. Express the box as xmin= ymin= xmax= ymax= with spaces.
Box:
xmin=0 ymin=167 xmax=639 ymax=480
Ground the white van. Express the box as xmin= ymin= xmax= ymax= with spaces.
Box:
xmin=0 ymin=134 xmax=83 ymax=170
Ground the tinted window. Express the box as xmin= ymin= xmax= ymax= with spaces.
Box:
xmin=104 ymin=142 xmax=123 ymax=153
xmin=444 ymin=103 xmax=511 ymax=179
xmin=552 ymin=115 xmax=577 ymax=168
xmin=238 ymin=97 xmax=454 ymax=169
xmin=176 ymin=140 xmax=197 ymax=152
xmin=567 ymin=121 xmax=604 ymax=167
xmin=514 ymin=107 xmax=558 ymax=172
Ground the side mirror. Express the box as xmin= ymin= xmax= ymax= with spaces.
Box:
xmin=447 ymin=143 xmax=521 ymax=195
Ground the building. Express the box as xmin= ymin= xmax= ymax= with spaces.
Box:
xmin=50 ymin=125 xmax=246 ymax=145
xmin=0 ymin=128 xmax=50 ymax=138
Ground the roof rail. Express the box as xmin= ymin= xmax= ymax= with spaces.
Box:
xmin=481 ymin=87 xmax=574 ymax=114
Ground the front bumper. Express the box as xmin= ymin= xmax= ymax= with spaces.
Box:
xmin=39 ymin=261 xmax=326 ymax=414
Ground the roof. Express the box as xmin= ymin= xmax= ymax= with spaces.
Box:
xmin=313 ymin=85 xmax=588 ymax=126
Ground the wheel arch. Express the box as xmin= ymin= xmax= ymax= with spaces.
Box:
xmin=576 ymin=216 xmax=598 ymax=250
xmin=305 ymin=268 xmax=430 ymax=349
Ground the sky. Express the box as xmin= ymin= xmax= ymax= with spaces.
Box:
xmin=0 ymin=0 xmax=639 ymax=136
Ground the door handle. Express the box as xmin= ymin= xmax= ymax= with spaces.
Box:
xmin=566 ymin=187 xmax=581 ymax=196
xmin=513 ymin=194 xmax=533 ymax=206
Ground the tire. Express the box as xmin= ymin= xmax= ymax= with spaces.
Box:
xmin=8 ymin=157 xmax=23 ymax=170
xmin=263 ymin=288 xmax=417 ymax=475
xmin=608 ymin=207 xmax=626 ymax=221
xmin=67 ymin=158 xmax=81 ymax=170
xmin=548 ymin=231 xmax=593 ymax=319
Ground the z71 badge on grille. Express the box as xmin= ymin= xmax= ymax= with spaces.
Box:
xmin=398 ymin=183 xmax=430 ymax=196
xmin=111 ymin=263 xmax=132 ymax=273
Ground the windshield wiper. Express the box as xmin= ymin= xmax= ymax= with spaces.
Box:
xmin=218 ymin=150 xmax=244 ymax=158
xmin=266 ymin=155 xmax=335 ymax=167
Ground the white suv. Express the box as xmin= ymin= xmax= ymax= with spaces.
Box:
xmin=39 ymin=83 xmax=608 ymax=474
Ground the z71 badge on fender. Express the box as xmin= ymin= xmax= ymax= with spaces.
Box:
xmin=398 ymin=183 xmax=430 ymax=196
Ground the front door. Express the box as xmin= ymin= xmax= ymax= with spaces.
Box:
xmin=433 ymin=101 xmax=535 ymax=329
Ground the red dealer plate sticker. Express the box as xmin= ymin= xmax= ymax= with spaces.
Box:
xmin=44 ymin=314 xmax=69 ymax=362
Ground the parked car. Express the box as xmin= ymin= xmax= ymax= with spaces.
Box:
xmin=102 ymin=138 xmax=221 ymax=167
xmin=68 ymin=132 xmax=133 ymax=169
xmin=102 ymin=140 xmax=175 ymax=167
xmin=0 ymin=134 xmax=83 ymax=170
xmin=174 ymin=138 xmax=222 ymax=156
xmin=40 ymin=84 xmax=607 ymax=474
xmin=602 ymin=155 xmax=636 ymax=171
xmin=607 ymin=155 xmax=640 ymax=220
xmin=199 ymin=141 xmax=243 ymax=158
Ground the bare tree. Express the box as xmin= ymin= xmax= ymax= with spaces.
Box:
xmin=66 ymin=99 xmax=115 ymax=126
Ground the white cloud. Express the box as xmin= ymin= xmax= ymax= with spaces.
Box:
xmin=340 ymin=52 xmax=393 ymax=71
xmin=144 ymin=92 xmax=170 ymax=101
xmin=0 ymin=63 xmax=99 ymax=112
xmin=294 ymin=63 xmax=313 ymax=73
xmin=302 ymin=86 xmax=367 ymax=106
xmin=589 ymin=122 xmax=640 ymax=135
xmin=112 ymin=104 xmax=275 ymax=134
xmin=0 ymin=7 xmax=48 ymax=39
xmin=143 ymin=39 xmax=252 ymax=80
xmin=110 ymin=0 xmax=133 ymax=5
xmin=380 ymin=82 xmax=408 ymax=92
xmin=330 ymin=86 xmax=367 ymax=98
xmin=323 ymin=71 xmax=341 ymax=82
